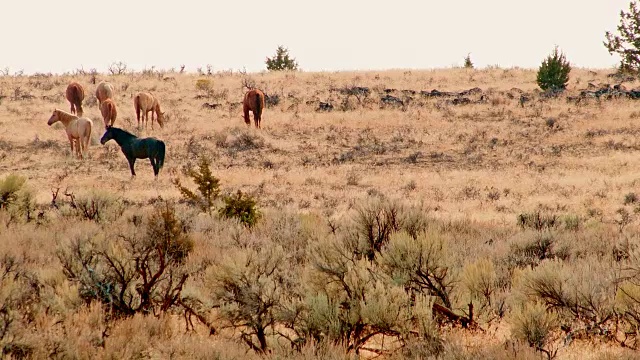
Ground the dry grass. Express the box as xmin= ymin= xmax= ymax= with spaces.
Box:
xmin=1 ymin=68 xmax=638 ymax=222
xmin=1 ymin=67 xmax=639 ymax=359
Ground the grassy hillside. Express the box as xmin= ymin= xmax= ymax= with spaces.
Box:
xmin=0 ymin=67 xmax=639 ymax=359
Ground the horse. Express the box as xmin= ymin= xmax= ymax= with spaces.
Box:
xmin=47 ymin=109 xmax=93 ymax=159
xmin=65 ymin=82 xmax=85 ymax=117
xmin=96 ymin=81 xmax=114 ymax=106
xmin=243 ymin=89 xmax=265 ymax=128
xmin=99 ymin=127 xmax=165 ymax=177
xmin=134 ymin=92 xmax=165 ymax=129
xmin=100 ymin=98 xmax=118 ymax=129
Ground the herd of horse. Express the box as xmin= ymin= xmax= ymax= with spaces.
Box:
xmin=48 ymin=81 xmax=266 ymax=177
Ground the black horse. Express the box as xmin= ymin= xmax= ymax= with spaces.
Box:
xmin=100 ymin=127 xmax=165 ymax=177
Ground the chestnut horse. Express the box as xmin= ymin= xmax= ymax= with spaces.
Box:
xmin=96 ymin=81 xmax=114 ymax=106
xmin=65 ymin=82 xmax=85 ymax=116
xmin=47 ymin=109 xmax=93 ymax=159
xmin=243 ymin=89 xmax=265 ymax=128
xmin=100 ymin=98 xmax=118 ymax=129
xmin=134 ymin=92 xmax=164 ymax=129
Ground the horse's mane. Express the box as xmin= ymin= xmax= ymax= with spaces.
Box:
xmin=55 ymin=108 xmax=77 ymax=118
xmin=108 ymin=127 xmax=138 ymax=140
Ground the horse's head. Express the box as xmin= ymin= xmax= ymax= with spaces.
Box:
xmin=157 ymin=111 xmax=165 ymax=128
xmin=100 ymin=128 xmax=113 ymax=145
xmin=47 ymin=110 xmax=59 ymax=126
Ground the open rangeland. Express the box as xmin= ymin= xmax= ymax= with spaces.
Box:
xmin=0 ymin=68 xmax=639 ymax=359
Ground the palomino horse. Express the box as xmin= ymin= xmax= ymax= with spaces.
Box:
xmin=243 ymin=89 xmax=265 ymax=128
xmin=100 ymin=98 xmax=118 ymax=129
xmin=65 ymin=82 xmax=85 ymax=116
xmin=96 ymin=81 xmax=114 ymax=106
xmin=100 ymin=127 xmax=165 ymax=177
xmin=47 ymin=109 xmax=93 ymax=159
xmin=134 ymin=92 xmax=164 ymax=129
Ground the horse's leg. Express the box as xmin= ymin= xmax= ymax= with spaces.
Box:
xmin=243 ymin=108 xmax=251 ymax=126
xmin=67 ymin=135 xmax=76 ymax=157
xmin=150 ymin=158 xmax=158 ymax=177
xmin=82 ymin=135 xmax=89 ymax=159
xmin=151 ymin=111 xmax=155 ymax=129
xmin=127 ymin=157 xmax=137 ymax=177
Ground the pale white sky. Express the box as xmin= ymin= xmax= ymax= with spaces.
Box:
xmin=2 ymin=1 xmax=629 ymax=74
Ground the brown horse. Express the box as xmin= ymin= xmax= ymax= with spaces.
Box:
xmin=243 ymin=89 xmax=265 ymax=128
xmin=96 ymin=81 xmax=114 ymax=106
xmin=65 ymin=82 xmax=85 ymax=117
xmin=100 ymin=98 xmax=118 ymax=129
xmin=134 ymin=92 xmax=164 ymax=129
xmin=47 ymin=109 xmax=93 ymax=159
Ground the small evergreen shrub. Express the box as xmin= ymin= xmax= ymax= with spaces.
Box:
xmin=173 ymin=156 xmax=221 ymax=214
xmin=265 ymin=45 xmax=299 ymax=71
xmin=536 ymin=47 xmax=571 ymax=91
xmin=604 ymin=1 xmax=640 ymax=73
xmin=464 ymin=53 xmax=474 ymax=69
xmin=219 ymin=190 xmax=260 ymax=228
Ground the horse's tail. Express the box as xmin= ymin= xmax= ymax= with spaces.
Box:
xmin=157 ymin=140 xmax=165 ymax=171
xmin=134 ymin=95 xmax=141 ymax=121
xmin=84 ymin=119 xmax=92 ymax=151
xmin=70 ymin=85 xmax=83 ymax=116
xmin=77 ymin=102 xmax=84 ymax=117
xmin=255 ymin=90 xmax=262 ymax=117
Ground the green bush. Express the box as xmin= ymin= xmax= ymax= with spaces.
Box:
xmin=173 ymin=156 xmax=220 ymax=214
xmin=219 ymin=190 xmax=261 ymax=228
xmin=0 ymin=174 xmax=37 ymax=224
xmin=265 ymin=45 xmax=299 ymax=71
xmin=604 ymin=1 xmax=640 ymax=73
xmin=0 ymin=174 xmax=26 ymax=210
xmin=510 ymin=302 xmax=558 ymax=359
xmin=536 ymin=47 xmax=571 ymax=91
xmin=464 ymin=53 xmax=474 ymax=69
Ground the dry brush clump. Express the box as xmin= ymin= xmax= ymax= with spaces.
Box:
xmin=2 ymin=187 xmax=640 ymax=358
xmin=57 ymin=201 xmax=195 ymax=317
